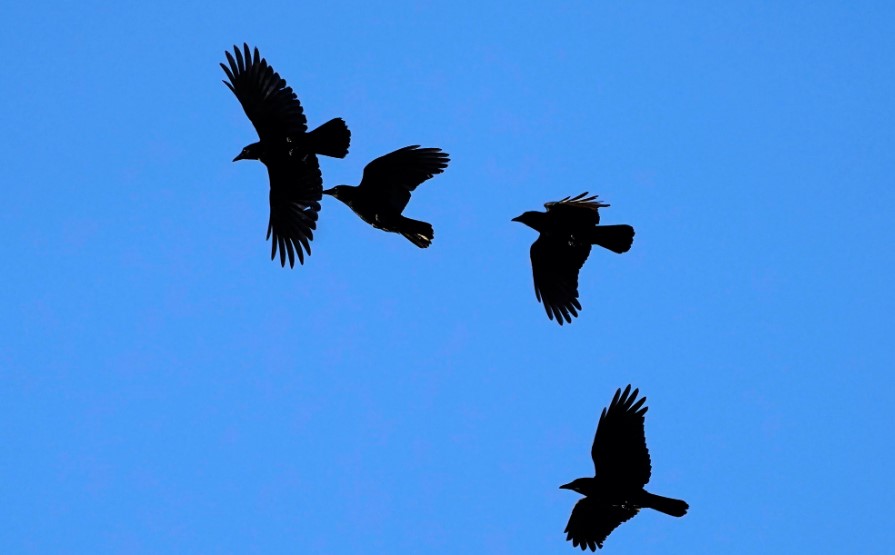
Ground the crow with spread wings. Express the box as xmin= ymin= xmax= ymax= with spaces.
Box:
xmin=323 ymin=146 xmax=449 ymax=248
xmin=513 ymin=193 xmax=634 ymax=325
xmin=221 ymin=43 xmax=351 ymax=267
xmin=560 ymin=385 xmax=688 ymax=551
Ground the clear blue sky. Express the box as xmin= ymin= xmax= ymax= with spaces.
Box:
xmin=2 ymin=1 xmax=893 ymax=553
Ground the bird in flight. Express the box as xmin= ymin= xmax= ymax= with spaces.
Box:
xmin=221 ymin=43 xmax=351 ymax=267
xmin=561 ymin=385 xmax=688 ymax=551
xmin=513 ymin=193 xmax=634 ymax=325
xmin=323 ymin=146 xmax=449 ymax=248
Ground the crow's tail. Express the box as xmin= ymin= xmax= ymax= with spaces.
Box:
xmin=587 ymin=224 xmax=635 ymax=254
xmin=398 ymin=217 xmax=434 ymax=248
xmin=307 ymin=118 xmax=351 ymax=158
xmin=641 ymin=491 xmax=689 ymax=517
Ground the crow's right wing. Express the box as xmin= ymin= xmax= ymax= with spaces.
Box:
xmin=529 ymin=235 xmax=591 ymax=325
xmin=266 ymin=154 xmax=323 ymax=267
xmin=564 ymin=497 xmax=639 ymax=551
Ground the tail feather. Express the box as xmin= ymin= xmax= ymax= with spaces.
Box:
xmin=398 ymin=217 xmax=434 ymax=248
xmin=588 ymin=224 xmax=634 ymax=254
xmin=641 ymin=491 xmax=689 ymax=517
xmin=307 ymin=118 xmax=351 ymax=158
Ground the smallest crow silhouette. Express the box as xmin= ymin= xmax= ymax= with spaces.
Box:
xmin=323 ymin=146 xmax=449 ymax=247
xmin=513 ymin=193 xmax=634 ymax=325
xmin=561 ymin=385 xmax=688 ymax=551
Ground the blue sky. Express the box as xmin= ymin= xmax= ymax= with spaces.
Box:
xmin=2 ymin=1 xmax=893 ymax=553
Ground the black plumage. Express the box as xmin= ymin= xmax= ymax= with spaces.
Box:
xmin=221 ymin=43 xmax=351 ymax=266
xmin=323 ymin=146 xmax=449 ymax=248
xmin=513 ymin=193 xmax=635 ymax=324
xmin=561 ymin=386 xmax=688 ymax=551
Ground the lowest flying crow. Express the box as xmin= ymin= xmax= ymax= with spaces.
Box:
xmin=561 ymin=385 xmax=688 ymax=551
xmin=513 ymin=193 xmax=634 ymax=325
xmin=323 ymin=146 xmax=449 ymax=248
xmin=221 ymin=43 xmax=351 ymax=267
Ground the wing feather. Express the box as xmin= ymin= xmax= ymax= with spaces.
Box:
xmin=357 ymin=146 xmax=450 ymax=214
xmin=545 ymin=192 xmax=608 ymax=225
xmin=565 ymin=497 xmax=639 ymax=551
xmin=266 ymin=154 xmax=323 ymax=268
xmin=529 ymin=235 xmax=591 ymax=325
xmin=221 ymin=43 xmax=308 ymax=142
xmin=591 ymin=385 xmax=652 ymax=487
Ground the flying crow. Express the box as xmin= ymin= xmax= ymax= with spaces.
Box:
xmin=221 ymin=43 xmax=350 ymax=266
xmin=323 ymin=146 xmax=449 ymax=248
xmin=561 ymin=385 xmax=688 ymax=551
xmin=513 ymin=193 xmax=634 ymax=324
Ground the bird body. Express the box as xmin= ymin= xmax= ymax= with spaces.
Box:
xmin=513 ymin=193 xmax=635 ymax=324
xmin=221 ymin=43 xmax=351 ymax=266
xmin=324 ymin=146 xmax=449 ymax=248
xmin=324 ymin=187 xmax=435 ymax=246
xmin=233 ymin=117 xmax=350 ymax=164
xmin=561 ymin=386 xmax=688 ymax=551
xmin=561 ymin=478 xmax=689 ymax=518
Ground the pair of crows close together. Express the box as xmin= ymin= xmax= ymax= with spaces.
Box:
xmin=222 ymin=43 xmax=688 ymax=550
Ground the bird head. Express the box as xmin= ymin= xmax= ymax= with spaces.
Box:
xmin=233 ymin=142 xmax=263 ymax=162
xmin=560 ymin=478 xmax=593 ymax=495
xmin=511 ymin=211 xmax=545 ymax=231
xmin=322 ymin=185 xmax=351 ymax=201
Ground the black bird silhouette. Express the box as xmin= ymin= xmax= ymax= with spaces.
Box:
xmin=512 ymin=193 xmax=634 ymax=324
xmin=221 ymin=43 xmax=351 ymax=267
xmin=323 ymin=146 xmax=449 ymax=247
xmin=561 ymin=385 xmax=688 ymax=551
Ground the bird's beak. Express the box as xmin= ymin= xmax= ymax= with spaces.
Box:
xmin=559 ymin=482 xmax=574 ymax=490
xmin=322 ymin=187 xmax=335 ymax=196
xmin=511 ymin=215 xmax=523 ymax=222
xmin=233 ymin=151 xmax=247 ymax=162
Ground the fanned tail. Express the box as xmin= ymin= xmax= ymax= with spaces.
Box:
xmin=398 ymin=217 xmax=434 ymax=248
xmin=306 ymin=118 xmax=351 ymax=158
xmin=588 ymin=224 xmax=635 ymax=254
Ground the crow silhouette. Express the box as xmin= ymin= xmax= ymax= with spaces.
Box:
xmin=323 ymin=146 xmax=449 ymax=247
xmin=513 ymin=193 xmax=634 ymax=324
xmin=221 ymin=43 xmax=350 ymax=266
xmin=561 ymin=385 xmax=688 ymax=551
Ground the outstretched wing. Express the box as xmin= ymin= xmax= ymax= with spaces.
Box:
xmin=545 ymin=192 xmax=608 ymax=226
xmin=266 ymin=154 xmax=323 ymax=267
xmin=221 ymin=43 xmax=308 ymax=142
xmin=357 ymin=146 xmax=450 ymax=214
xmin=564 ymin=497 xmax=639 ymax=551
xmin=591 ymin=385 xmax=652 ymax=487
xmin=529 ymin=235 xmax=591 ymax=325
